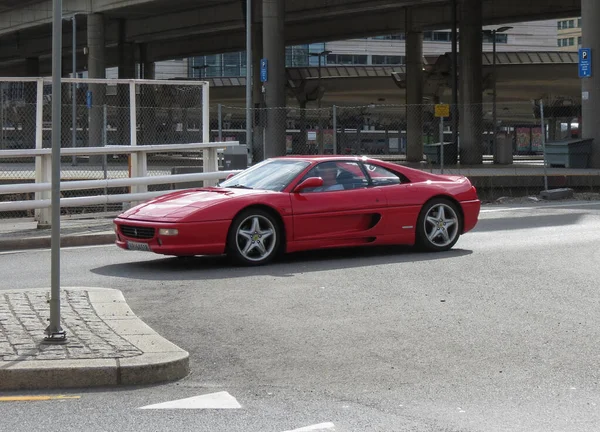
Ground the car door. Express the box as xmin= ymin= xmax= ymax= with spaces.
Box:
xmin=290 ymin=161 xmax=387 ymax=242
xmin=363 ymin=162 xmax=423 ymax=238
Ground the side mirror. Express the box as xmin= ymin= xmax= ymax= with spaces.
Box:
xmin=293 ymin=177 xmax=323 ymax=193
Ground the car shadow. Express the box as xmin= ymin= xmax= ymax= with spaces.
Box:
xmin=91 ymin=245 xmax=473 ymax=281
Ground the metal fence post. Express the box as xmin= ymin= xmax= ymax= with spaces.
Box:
xmin=35 ymin=78 xmax=47 ymax=224
xmin=202 ymin=82 xmax=211 ymax=181
xmin=218 ymin=103 xmax=223 ymax=142
xmin=129 ymin=81 xmax=139 ymax=193
xmin=540 ymin=99 xmax=548 ymax=191
xmin=103 ymin=104 xmax=108 ymax=212
xmin=332 ymin=105 xmax=337 ymax=155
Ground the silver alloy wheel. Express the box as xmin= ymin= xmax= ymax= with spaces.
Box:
xmin=423 ymin=203 xmax=459 ymax=248
xmin=235 ymin=215 xmax=277 ymax=262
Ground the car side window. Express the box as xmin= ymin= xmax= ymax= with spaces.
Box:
xmin=363 ymin=163 xmax=408 ymax=186
xmin=301 ymin=161 xmax=368 ymax=192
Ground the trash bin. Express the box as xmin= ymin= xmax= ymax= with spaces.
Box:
xmin=223 ymin=145 xmax=248 ymax=171
xmin=545 ymin=139 xmax=593 ymax=168
xmin=494 ymin=132 xmax=513 ymax=165
xmin=423 ymin=141 xmax=457 ymax=165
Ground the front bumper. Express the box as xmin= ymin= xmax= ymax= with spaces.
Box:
xmin=114 ymin=217 xmax=231 ymax=256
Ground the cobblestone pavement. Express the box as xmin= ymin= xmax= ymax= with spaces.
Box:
xmin=0 ymin=290 xmax=142 ymax=362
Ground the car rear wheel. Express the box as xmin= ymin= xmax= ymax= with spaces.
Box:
xmin=227 ymin=208 xmax=281 ymax=266
xmin=416 ymin=198 xmax=462 ymax=252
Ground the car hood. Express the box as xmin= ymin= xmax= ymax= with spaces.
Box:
xmin=118 ymin=187 xmax=258 ymax=221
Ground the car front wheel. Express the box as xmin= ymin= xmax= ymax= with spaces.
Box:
xmin=416 ymin=198 xmax=462 ymax=252
xmin=227 ymin=209 xmax=281 ymax=266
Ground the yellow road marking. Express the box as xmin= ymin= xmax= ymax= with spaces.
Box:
xmin=0 ymin=395 xmax=80 ymax=402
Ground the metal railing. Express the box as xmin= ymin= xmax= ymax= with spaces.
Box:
xmin=0 ymin=141 xmax=241 ymax=226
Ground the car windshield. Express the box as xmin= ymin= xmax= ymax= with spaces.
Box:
xmin=218 ymin=159 xmax=311 ymax=192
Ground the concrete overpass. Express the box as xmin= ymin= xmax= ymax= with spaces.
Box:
xmin=0 ymin=0 xmax=597 ymax=168
xmin=208 ymin=51 xmax=580 ymax=108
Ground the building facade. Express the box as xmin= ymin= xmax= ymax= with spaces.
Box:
xmin=186 ymin=20 xmax=559 ymax=78
xmin=557 ymin=17 xmax=582 ymax=50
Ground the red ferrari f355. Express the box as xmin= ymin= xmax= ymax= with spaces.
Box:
xmin=113 ymin=156 xmax=480 ymax=266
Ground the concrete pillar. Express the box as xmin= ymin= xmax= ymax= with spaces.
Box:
xmin=23 ymin=58 xmax=40 ymax=149
xmin=405 ymin=11 xmax=423 ymax=163
xmin=87 ymin=13 xmax=106 ymax=151
xmin=262 ymin=0 xmax=286 ymax=158
xmin=458 ymin=0 xmax=483 ymax=164
xmin=252 ymin=24 xmax=264 ymax=160
xmin=582 ymin=0 xmax=600 ymax=168
xmin=139 ymin=45 xmax=156 ymax=145
xmin=118 ymin=20 xmax=136 ymax=146
xmin=548 ymin=118 xmax=557 ymax=142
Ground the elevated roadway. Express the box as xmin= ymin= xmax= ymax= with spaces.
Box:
xmin=0 ymin=0 xmax=581 ymax=74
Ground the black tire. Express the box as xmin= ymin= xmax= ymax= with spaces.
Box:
xmin=415 ymin=197 xmax=462 ymax=252
xmin=226 ymin=208 xmax=282 ymax=266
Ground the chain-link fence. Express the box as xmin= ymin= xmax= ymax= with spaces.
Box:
xmin=0 ymin=78 xmax=209 ymax=219
xmin=217 ymin=101 xmax=552 ymax=160
xmin=1 ymin=90 xmax=597 ymax=220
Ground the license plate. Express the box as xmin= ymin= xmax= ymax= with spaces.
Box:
xmin=127 ymin=241 xmax=152 ymax=252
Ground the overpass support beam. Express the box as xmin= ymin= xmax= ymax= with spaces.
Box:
xmin=458 ymin=0 xmax=483 ymax=165
xmin=582 ymin=0 xmax=600 ymax=168
xmin=262 ymin=0 xmax=286 ymax=158
xmin=118 ymin=20 xmax=136 ymax=146
xmin=406 ymin=11 xmax=423 ymax=163
xmin=252 ymin=22 xmax=264 ymax=161
xmin=87 ymin=13 xmax=106 ymax=153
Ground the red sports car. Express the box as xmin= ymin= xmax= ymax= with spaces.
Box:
xmin=113 ymin=156 xmax=480 ymax=266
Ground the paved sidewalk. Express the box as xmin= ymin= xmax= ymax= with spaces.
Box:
xmin=0 ymin=217 xmax=116 ymax=251
xmin=0 ymin=287 xmax=189 ymax=391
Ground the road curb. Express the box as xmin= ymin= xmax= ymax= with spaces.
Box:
xmin=0 ymin=232 xmax=115 ymax=252
xmin=0 ymin=287 xmax=190 ymax=391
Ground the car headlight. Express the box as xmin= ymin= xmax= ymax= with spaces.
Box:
xmin=158 ymin=228 xmax=179 ymax=236
xmin=113 ymin=223 xmax=118 ymax=233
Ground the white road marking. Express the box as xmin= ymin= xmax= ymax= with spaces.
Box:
xmin=282 ymin=423 xmax=336 ymax=432
xmin=138 ymin=391 xmax=242 ymax=409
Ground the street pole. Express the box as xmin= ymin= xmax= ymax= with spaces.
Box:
xmin=492 ymin=30 xmax=497 ymax=163
xmin=451 ymin=0 xmax=458 ymax=155
xmin=540 ymin=99 xmax=548 ymax=191
xmin=317 ymin=55 xmax=322 ymax=154
xmin=245 ymin=0 xmax=253 ymax=160
xmin=45 ymin=0 xmax=66 ymax=343
xmin=71 ymin=14 xmax=77 ymax=166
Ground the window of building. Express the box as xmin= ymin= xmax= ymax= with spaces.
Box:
xmin=578 ymin=36 xmax=582 ymax=46
xmin=326 ymin=54 xmax=368 ymax=65
xmin=372 ymin=55 xmax=405 ymax=65
xmin=423 ymin=31 xmax=455 ymax=42
xmin=482 ymin=33 xmax=508 ymax=44
xmin=286 ymin=45 xmax=310 ymax=67
xmin=569 ymin=37 xmax=575 ymax=46
xmin=371 ymin=34 xmax=405 ymax=40
xmin=578 ymin=18 xmax=582 ymax=27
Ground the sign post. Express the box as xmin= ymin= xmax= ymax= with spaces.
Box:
xmin=44 ymin=0 xmax=66 ymax=343
xmin=434 ymin=104 xmax=450 ymax=174
xmin=579 ymin=48 xmax=592 ymax=78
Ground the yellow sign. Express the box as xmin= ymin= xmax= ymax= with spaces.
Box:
xmin=434 ymin=104 xmax=450 ymax=118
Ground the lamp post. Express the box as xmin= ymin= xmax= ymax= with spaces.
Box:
xmin=309 ymin=50 xmax=331 ymax=153
xmin=483 ymin=26 xmax=512 ymax=163
xmin=191 ymin=64 xmax=209 ymax=78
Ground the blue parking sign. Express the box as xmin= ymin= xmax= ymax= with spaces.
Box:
xmin=260 ymin=58 xmax=268 ymax=82
xmin=579 ymin=48 xmax=592 ymax=78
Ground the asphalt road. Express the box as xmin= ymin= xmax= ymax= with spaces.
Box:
xmin=2 ymin=201 xmax=600 ymax=432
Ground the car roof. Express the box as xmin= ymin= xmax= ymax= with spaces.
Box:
xmin=271 ymin=155 xmax=377 ymax=163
